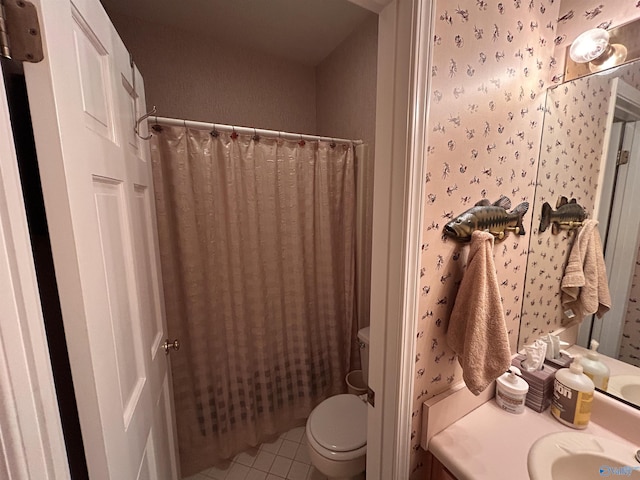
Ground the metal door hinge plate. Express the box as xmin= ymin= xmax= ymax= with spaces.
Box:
xmin=617 ymin=150 xmax=630 ymax=166
xmin=1 ymin=0 xmax=43 ymax=62
xmin=367 ymin=387 xmax=375 ymax=407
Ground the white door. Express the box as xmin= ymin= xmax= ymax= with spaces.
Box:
xmin=22 ymin=0 xmax=179 ymax=478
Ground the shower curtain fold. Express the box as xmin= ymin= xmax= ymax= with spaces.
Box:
xmin=150 ymin=126 xmax=357 ymax=476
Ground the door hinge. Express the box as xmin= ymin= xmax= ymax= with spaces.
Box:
xmin=367 ymin=387 xmax=375 ymax=407
xmin=617 ymin=149 xmax=630 ymax=166
xmin=0 ymin=0 xmax=43 ymax=62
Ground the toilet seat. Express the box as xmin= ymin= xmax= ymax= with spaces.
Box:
xmin=306 ymin=394 xmax=367 ymax=460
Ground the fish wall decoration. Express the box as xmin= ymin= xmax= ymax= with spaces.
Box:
xmin=444 ymin=196 xmax=530 ymax=242
xmin=539 ymin=196 xmax=587 ymax=234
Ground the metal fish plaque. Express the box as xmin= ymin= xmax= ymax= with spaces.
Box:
xmin=539 ymin=196 xmax=587 ymax=234
xmin=444 ymin=196 xmax=530 ymax=242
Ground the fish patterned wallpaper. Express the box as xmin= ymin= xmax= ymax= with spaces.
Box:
xmin=518 ymin=74 xmax=612 ymax=349
xmin=621 ymin=244 xmax=640 ymax=368
xmin=409 ymin=2 xmax=640 ymax=476
xmin=553 ymin=0 xmax=640 ymax=84
xmin=410 ymin=0 xmax=560 ymax=477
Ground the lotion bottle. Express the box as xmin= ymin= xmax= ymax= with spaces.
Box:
xmin=581 ymin=339 xmax=610 ymax=390
xmin=495 ymin=366 xmax=529 ymax=414
xmin=551 ymin=355 xmax=594 ymax=429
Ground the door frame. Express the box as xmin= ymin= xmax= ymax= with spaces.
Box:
xmin=592 ymin=119 xmax=640 ymax=357
xmin=0 ymin=61 xmax=70 ymax=480
xmin=2 ymin=0 xmax=433 ymax=478
xmin=578 ymin=79 xmax=640 ymax=356
xmin=367 ymin=0 xmax=432 ymax=478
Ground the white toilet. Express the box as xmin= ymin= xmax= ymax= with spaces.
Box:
xmin=305 ymin=327 xmax=370 ymax=480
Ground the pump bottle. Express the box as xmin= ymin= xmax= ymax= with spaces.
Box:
xmin=581 ymin=339 xmax=610 ymax=390
xmin=551 ymin=355 xmax=594 ymax=429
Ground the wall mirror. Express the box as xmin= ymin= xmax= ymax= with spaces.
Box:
xmin=519 ymin=57 xmax=640 ymax=408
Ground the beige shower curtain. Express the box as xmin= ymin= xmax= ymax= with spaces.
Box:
xmin=150 ymin=126 xmax=357 ymax=475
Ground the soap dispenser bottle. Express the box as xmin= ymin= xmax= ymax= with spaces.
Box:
xmin=581 ymin=339 xmax=610 ymax=390
xmin=496 ymin=366 xmax=529 ymax=414
xmin=551 ymin=355 xmax=595 ymax=429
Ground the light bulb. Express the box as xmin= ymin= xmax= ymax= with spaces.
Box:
xmin=569 ymin=28 xmax=610 ymax=63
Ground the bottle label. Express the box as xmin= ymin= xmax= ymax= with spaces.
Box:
xmin=496 ymin=389 xmax=524 ymax=413
xmin=551 ymin=378 xmax=593 ymax=426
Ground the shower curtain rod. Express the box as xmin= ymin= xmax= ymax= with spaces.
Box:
xmin=152 ymin=116 xmax=363 ymax=145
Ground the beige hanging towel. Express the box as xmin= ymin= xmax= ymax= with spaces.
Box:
xmin=561 ymin=219 xmax=611 ymax=323
xmin=447 ymin=230 xmax=512 ymax=396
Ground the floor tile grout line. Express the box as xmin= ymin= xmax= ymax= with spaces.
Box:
xmin=191 ymin=425 xmax=314 ymax=480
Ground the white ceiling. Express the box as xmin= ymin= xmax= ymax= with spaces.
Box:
xmin=100 ymin=0 xmax=375 ymax=66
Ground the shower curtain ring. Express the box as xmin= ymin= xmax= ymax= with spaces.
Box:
xmin=252 ymin=128 xmax=260 ymax=142
xmin=210 ymin=123 xmax=219 ymax=138
xmin=298 ymin=134 xmax=305 ymax=147
xmin=231 ymin=126 xmax=238 ymax=140
xmin=330 ymin=138 xmax=336 ymax=148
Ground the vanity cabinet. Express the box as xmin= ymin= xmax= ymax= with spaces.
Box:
xmin=427 ymin=451 xmax=458 ymax=480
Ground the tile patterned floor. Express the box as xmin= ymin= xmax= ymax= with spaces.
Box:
xmin=182 ymin=426 xmax=327 ymax=480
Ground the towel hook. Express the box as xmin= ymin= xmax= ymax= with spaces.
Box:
xmin=135 ymin=105 xmax=156 ymax=140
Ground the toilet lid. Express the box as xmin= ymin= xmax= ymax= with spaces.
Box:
xmin=308 ymin=394 xmax=367 ymax=452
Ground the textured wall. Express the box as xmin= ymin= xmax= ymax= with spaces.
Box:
xmin=316 ymin=13 xmax=378 ymax=146
xmin=519 ymin=75 xmax=612 ymax=348
xmin=410 ymin=1 xmax=560 ymax=477
xmin=316 ymin=13 xmax=378 ymax=329
xmin=109 ymin=12 xmax=317 ymax=133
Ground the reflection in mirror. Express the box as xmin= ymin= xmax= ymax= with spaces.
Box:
xmin=519 ymin=59 xmax=640 ymax=408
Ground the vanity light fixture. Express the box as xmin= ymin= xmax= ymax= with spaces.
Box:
xmin=569 ymin=28 xmax=628 ymax=73
xmin=569 ymin=28 xmax=610 ymax=63
xmin=588 ymin=43 xmax=628 ymax=73
xmin=564 ymin=19 xmax=640 ymax=82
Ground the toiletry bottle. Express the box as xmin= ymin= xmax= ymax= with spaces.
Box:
xmin=496 ymin=366 xmax=529 ymax=414
xmin=551 ymin=355 xmax=594 ymax=429
xmin=581 ymin=339 xmax=610 ymax=390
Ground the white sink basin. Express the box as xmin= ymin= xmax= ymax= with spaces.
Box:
xmin=608 ymin=375 xmax=640 ymax=405
xmin=528 ymin=432 xmax=640 ymax=479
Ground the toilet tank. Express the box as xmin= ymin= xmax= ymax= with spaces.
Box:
xmin=357 ymin=327 xmax=371 ymax=385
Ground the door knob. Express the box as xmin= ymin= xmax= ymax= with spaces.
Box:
xmin=163 ymin=339 xmax=180 ymax=354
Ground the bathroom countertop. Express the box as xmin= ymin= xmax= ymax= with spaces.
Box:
xmin=428 ymin=398 xmax=638 ymax=480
